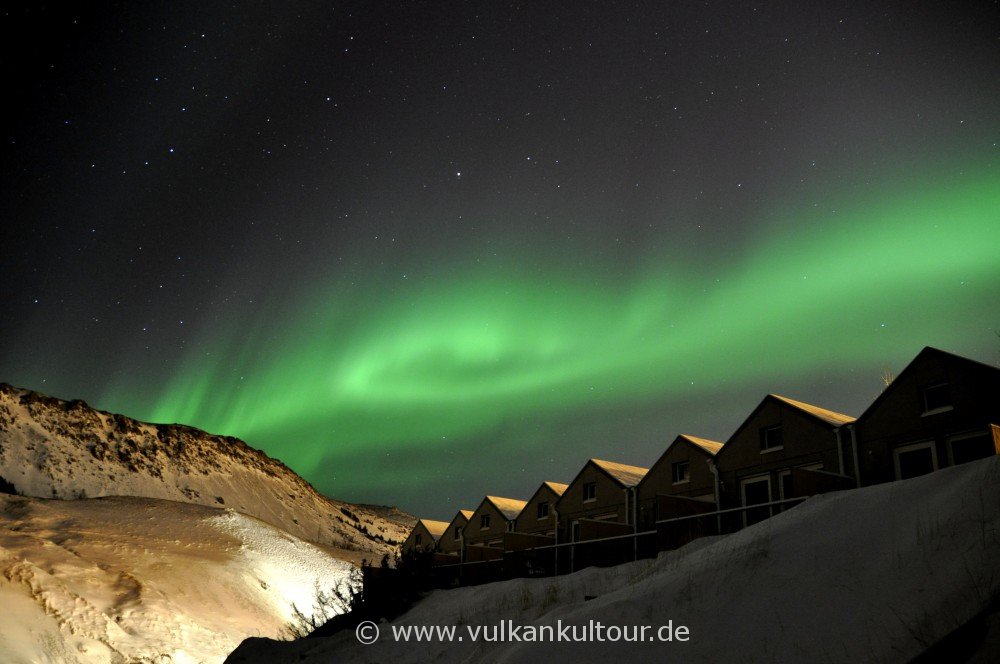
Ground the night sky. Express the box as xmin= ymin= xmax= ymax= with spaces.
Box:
xmin=2 ymin=1 xmax=998 ymax=518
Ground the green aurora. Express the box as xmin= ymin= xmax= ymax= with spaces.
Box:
xmin=95 ymin=157 xmax=1000 ymax=511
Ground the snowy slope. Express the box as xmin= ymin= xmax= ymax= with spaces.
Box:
xmin=0 ymin=494 xmax=356 ymax=664
xmin=228 ymin=456 xmax=1000 ymax=663
xmin=0 ymin=383 xmax=412 ymax=555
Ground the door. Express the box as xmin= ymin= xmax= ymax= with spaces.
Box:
xmin=741 ymin=475 xmax=772 ymax=528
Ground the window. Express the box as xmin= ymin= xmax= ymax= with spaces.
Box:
xmin=480 ymin=514 xmax=491 ymax=529
xmin=949 ymin=432 xmax=996 ymax=466
xmin=760 ymin=425 xmax=783 ymax=452
xmin=583 ymin=482 xmax=597 ymax=502
xmin=741 ymin=475 xmax=772 ymax=527
xmin=893 ymin=441 xmax=938 ymax=480
xmin=671 ymin=460 xmax=690 ymax=484
xmin=415 ymin=533 xmax=423 ymax=545
xmin=454 ymin=526 xmax=462 ymax=540
xmin=537 ymin=501 xmax=549 ymax=519
xmin=922 ymin=382 xmax=952 ymax=414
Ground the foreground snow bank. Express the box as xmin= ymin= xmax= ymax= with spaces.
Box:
xmin=0 ymin=495 xmax=353 ymax=664
xmin=229 ymin=456 xmax=1000 ymax=663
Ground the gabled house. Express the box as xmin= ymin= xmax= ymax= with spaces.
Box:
xmin=555 ymin=458 xmax=648 ymax=542
xmin=514 ymin=481 xmax=568 ymax=538
xmin=637 ymin=434 xmax=723 ymax=527
xmin=437 ymin=509 xmax=474 ymax=557
xmin=854 ymin=347 xmax=1000 ymax=485
xmin=714 ymin=394 xmax=855 ymax=527
xmin=401 ymin=518 xmax=449 ymax=554
xmin=463 ymin=495 xmax=527 ymax=554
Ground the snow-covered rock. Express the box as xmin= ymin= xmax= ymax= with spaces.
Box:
xmin=0 ymin=383 xmax=412 ymax=555
xmin=0 ymin=494 xmax=355 ymax=664
xmin=228 ymin=455 xmax=1000 ymax=663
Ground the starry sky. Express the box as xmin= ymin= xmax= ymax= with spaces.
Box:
xmin=2 ymin=1 xmax=998 ymax=518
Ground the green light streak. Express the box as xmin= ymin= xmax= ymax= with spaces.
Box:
xmin=103 ymin=160 xmax=1000 ymax=488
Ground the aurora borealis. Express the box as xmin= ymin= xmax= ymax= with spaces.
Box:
xmin=2 ymin=1 xmax=998 ymax=516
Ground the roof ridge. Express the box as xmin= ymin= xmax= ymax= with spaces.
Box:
xmin=678 ymin=434 xmax=725 ymax=454
xmin=769 ymin=394 xmax=856 ymax=425
xmin=417 ymin=519 xmax=449 ymax=538
xmin=590 ymin=458 xmax=649 ymax=487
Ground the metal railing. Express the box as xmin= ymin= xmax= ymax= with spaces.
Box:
xmin=428 ymin=495 xmax=814 ymax=584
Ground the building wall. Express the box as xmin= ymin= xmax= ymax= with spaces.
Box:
xmin=856 ymin=352 xmax=1000 ymax=485
xmin=401 ymin=522 xmax=436 ymax=554
xmin=637 ymin=442 xmax=716 ymax=526
xmin=514 ymin=486 xmax=561 ymax=537
xmin=716 ymin=400 xmax=843 ymax=509
xmin=464 ymin=502 xmax=511 ymax=548
xmin=555 ymin=464 xmax=632 ymax=541
xmin=438 ymin=516 xmax=468 ymax=555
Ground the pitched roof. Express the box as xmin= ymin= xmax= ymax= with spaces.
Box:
xmin=591 ymin=458 xmax=649 ymax=487
xmin=444 ymin=509 xmax=473 ymax=532
xmin=770 ymin=394 xmax=855 ymax=426
xmin=485 ymin=495 xmax=527 ymax=520
xmin=418 ymin=519 xmax=449 ymax=540
xmin=857 ymin=346 xmax=1000 ymax=423
xmin=677 ymin=434 xmax=724 ymax=455
xmin=542 ymin=481 xmax=569 ymax=496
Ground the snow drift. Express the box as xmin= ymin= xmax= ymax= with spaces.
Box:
xmin=228 ymin=455 xmax=1000 ymax=663
xmin=0 ymin=494 xmax=356 ymax=663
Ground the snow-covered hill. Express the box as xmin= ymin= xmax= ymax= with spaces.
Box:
xmin=0 ymin=494 xmax=356 ymax=663
xmin=228 ymin=456 xmax=1000 ymax=663
xmin=0 ymin=383 xmax=412 ymax=556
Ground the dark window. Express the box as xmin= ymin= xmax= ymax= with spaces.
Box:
xmin=583 ymin=482 xmax=597 ymax=501
xmin=454 ymin=526 xmax=462 ymax=540
xmin=480 ymin=514 xmax=491 ymax=529
xmin=672 ymin=461 xmax=690 ymax=483
xmin=896 ymin=444 xmax=936 ymax=480
xmin=415 ymin=533 xmax=423 ymax=545
xmin=742 ymin=477 xmax=772 ymax=526
xmin=951 ymin=434 xmax=996 ymax=465
xmin=537 ymin=501 xmax=549 ymax=519
xmin=922 ymin=382 xmax=951 ymax=412
xmin=760 ymin=426 xmax=783 ymax=451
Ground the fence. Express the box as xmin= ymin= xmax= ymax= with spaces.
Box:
xmin=426 ymin=496 xmax=811 ymax=587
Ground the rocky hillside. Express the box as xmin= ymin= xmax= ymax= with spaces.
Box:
xmin=0 ymin=383 xmax=413 ymax=556
xmin=0 ymin=494 xmax=357 ymax=663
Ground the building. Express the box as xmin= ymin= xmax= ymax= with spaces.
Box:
xmin=637 ymin=434 xmax=723 ymax=528
xmin=401 ymin=518 xmax=449 ymax=554
xmin=513 ymin=481 xmax=568 ymax=539
xmin=854 ymin=347 xmax=1000 ymax=485
xmin=463 ymin=495 xmax=527 ymax=557
xmin=714 ymin=394 xmax=855 ymax=527
xmin=437 ymin=509 xmax=473 ymax=557
xmin=555 ymin=458 xmax=648 ymax=542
